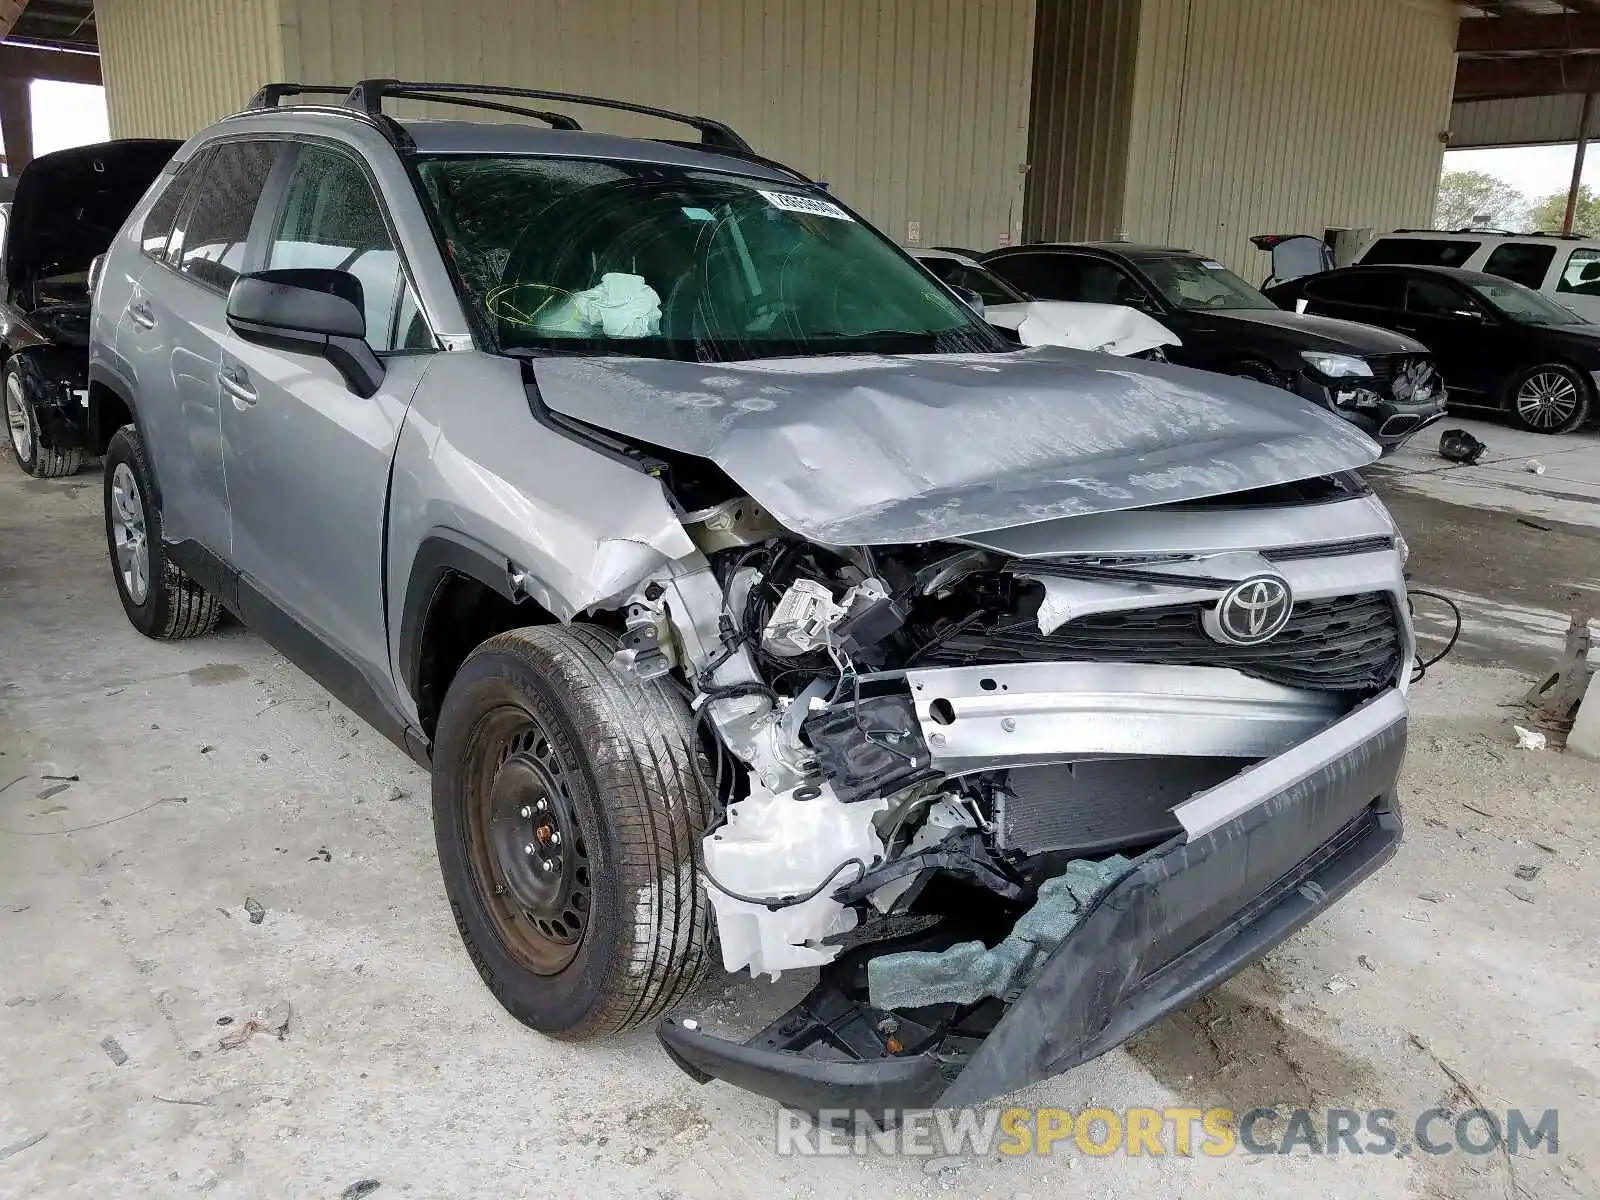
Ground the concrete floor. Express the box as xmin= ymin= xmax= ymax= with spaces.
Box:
xmin=3 ymin=441 xmax=1599 ymax=1199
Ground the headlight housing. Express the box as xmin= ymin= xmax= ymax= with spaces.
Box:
xmin=1301 ymin=351 xmax=1374 ymax=378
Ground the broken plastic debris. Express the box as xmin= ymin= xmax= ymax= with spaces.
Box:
xmin=217 ymin=999 xmax=291 ymax=1050
xmin=1437 ymin=427 xmax=1488 ymax=465
xmin=1513 ymin=725 xmax=1547 ymax=751
xmin=866 ymin=856 xmax=1129 ymax=1010
xmin=1324 ymin=975 xmax=1356 ymax=995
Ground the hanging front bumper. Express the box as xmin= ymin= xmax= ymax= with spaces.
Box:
xmin=658 ymin=689 xmax=1407 ymax=1113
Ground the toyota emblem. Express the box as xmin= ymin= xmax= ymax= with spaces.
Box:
xmin=1206 ymin=575 xmax=1294 ymax=645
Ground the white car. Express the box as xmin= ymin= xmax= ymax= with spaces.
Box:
xmin=1357 ymin=230 xmax=1600 ymax=323
xmin=912 ymin=248 xmax=1180 ymax=357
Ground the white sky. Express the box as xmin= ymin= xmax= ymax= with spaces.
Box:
xmin=0 ymin=80 xmax=109 ymax=169
xmin=1444 ymin=144 xmax=1593 ymax=202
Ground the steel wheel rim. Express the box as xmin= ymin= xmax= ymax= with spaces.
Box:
xmin=1516 ymin=371 xmax=1580 ymax=429
xmin=109 ymin=462 xmax=150 ymax=604
xmin=5 ymin=373 xmax=31 ymax=462
xmin=464 ymin=704 xmax=592 ymax=975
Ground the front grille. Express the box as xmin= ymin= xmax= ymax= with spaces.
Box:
xmin=923 ymin=591 xmax=1403 ymax=694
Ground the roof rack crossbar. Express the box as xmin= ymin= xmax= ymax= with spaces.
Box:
xmin=343 ymin=79 xmax=752 ymax=152
xmin=382 ymin=90 xmax=583 ymax=130
xmin=249 ymin=83 xmax=354 ymax=109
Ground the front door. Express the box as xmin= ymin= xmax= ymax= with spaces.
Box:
xmin=219 ymin=142 xmax=437 ymax=689
xmin=1396 ymin=276 xmax=1505 ymax=400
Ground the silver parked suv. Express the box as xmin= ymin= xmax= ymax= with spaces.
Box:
xmin=90 ymin=81 xmax=1413 ymax=1114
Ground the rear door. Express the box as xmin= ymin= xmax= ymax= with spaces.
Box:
xmin=220 ymin=140 xmax=437 ymax=685
xmin=1554 ymin=246 xmax=1600 ymax=322
xmin=122 ymin=139 xmax=282 ymax=553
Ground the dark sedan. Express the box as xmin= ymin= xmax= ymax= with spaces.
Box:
xmin=1265 ymin=264 xmax=1599 ymax=434
xmin=982 ymin=242 xmax=1445 ymax=450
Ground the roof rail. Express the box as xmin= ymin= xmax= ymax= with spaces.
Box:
xmin=248 ymin=83 xmax=354 ymax=109
xmin=342 ymin=79 xmax=753 ymax=152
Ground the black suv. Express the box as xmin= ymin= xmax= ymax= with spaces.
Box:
xmin=983 ymin=242 xmax=1445 ymax=450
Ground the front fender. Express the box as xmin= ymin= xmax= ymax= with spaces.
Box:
xmin=384 ymin=351 xmax=695 ymax=724
xmin=9 ymin=343 xmax=89 ymax=450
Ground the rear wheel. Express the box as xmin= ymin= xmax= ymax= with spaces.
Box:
xmin=102 ymin=425 xmax=221 ymax=639
xmin=5 ymin=362 xmax=82 ymax=478
xmin=1507 ymin=363 xmax=1591 ymax=434
xmin=431 ymin=624 xmax=714 ymax=1039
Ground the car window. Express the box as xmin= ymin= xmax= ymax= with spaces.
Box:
xmin=1405 ymin=277 xmax=1481 ymax=319
xmin=1363 ymin=237 xmax=1480 ymax=268
xmin=1141 ymin=256 xmax=1277 ymax=311
xmin=1558 ymin=247 xmax=1600 ymax=296
xmin=1481 ymin=242 xmax=1556 ymax=290
xmin=140 ymin=157 xmax=203 ymax=263
xmin=984 ymin=253 xmax=1067 ymax=299
xmin=1304 ymin=271 xmax=1403 ymax=308
xmin=266 ymin=145 xmax=431 ymax=353
xmin=1470 ymin=276 xmax=1586 ymax=326
xmin=414 ymin=154 xmax=1002 ymax=360
xmin=176 ymin=140 xmax=279 ymax=292
xmin=919 ymin=257 xmax=1026 ymax=306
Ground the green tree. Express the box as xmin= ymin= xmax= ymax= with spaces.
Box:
xmin=1434 ymin=169 xmax=1528 ymax=230
xmin=1529 ymin=185 xmax=1600 ymax=235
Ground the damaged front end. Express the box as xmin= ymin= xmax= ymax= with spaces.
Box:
xmin=536 ymin=348 xmax=1411 ymax=1112
xmin=611 ymin=490 xmax=1409 ymax=1113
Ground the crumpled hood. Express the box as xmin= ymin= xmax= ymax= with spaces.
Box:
xmin=530 ymin=346 xmax=1380 ymax=546
xmin=984 ymin=301 xmax=1180 ymax=356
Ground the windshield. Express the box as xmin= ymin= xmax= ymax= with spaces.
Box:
xmin=1469 ymin=277 xmax=1587 ymax=326
xmin=1141 ymin=256 xmax=1278 ymax=311
xmin=415 ymin=155 xmax=1004 ymax=360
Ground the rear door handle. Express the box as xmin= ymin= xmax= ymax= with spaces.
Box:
xmin=220 ymin=366 xmax=257 ymax=408
xmin=127 ymin=299 xmax=156 ymax=329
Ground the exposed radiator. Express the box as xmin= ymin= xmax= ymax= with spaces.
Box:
xmin=996 ymin=758 xmax=1248 ymax=856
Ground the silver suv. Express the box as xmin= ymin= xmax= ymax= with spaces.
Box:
xmin=90 ymin=81 xmax=1413 ymax=1114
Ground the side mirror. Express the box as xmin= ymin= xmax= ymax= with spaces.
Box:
xmin=950 ymin=284 xmax=985 ymax=317
xmin=226 ymin=268 xmax=385 ymax=398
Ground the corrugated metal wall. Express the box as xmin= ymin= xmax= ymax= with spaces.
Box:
xmin=98 ymin=0 xmax=285 ymax=139
xmin=1121 ymin=0 xmax=1459 ymax=273
xmin=1023 ymin=0 xmax=1139 ymax=243
xmin=1451 ymin=96 xmax=1599 ymax=150
xmin=97 ymin=0 xmax=1035 ymax=251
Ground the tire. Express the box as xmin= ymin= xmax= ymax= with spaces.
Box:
xmin=5 ymin=361 xmax=83 ymax=478
xmin=102 ymin=425 xmax=222 ymax=640
xmin=1229 ymin=359 xmax=1289 ymax=389
xmin=431 ymin=624 xmax=714 ymax=1039
xmin=1506 ymin=363 xmax=1591 ymax=434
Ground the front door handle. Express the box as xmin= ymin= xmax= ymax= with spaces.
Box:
xmin=127 ymin=299 xmax=156 ymax=329
xmin=220 ymin=366 xmax=257 ymax=408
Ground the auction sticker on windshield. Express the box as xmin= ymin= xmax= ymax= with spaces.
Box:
xmin=760 ymin=190 xmax=854 ymax=221
xmin=1201 ymin=260 xmax=1227 ymax=270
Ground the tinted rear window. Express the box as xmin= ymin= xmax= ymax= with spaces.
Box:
xmin=1363 ymin=237 xmax=1480 ymax=268
xmin=1482 ymin=241 xmax=1556 ymax=289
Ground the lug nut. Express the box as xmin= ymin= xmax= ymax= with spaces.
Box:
xmin=549 ymin=831 xmax=561 ymax=846
xmin=519 ymin=805 xmax=532 ymax=818
xmin=535 ymin=799 xmax=548 ymax=812
xmin=541 ymin=859 xmax=554 ymax=873
xmin=524 ymin=843 xmax=536 ymax=855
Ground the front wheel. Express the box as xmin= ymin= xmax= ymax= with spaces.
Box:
xmin=431 ymin=624 xmax=714 ymax=1039
xmin=1507 ymin=363 xmax=1591 ymax=434
xmin=102 ymin=425 xmax=221 ymax=639
xmin=5 ymin=362 xmax=82 ymax=478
